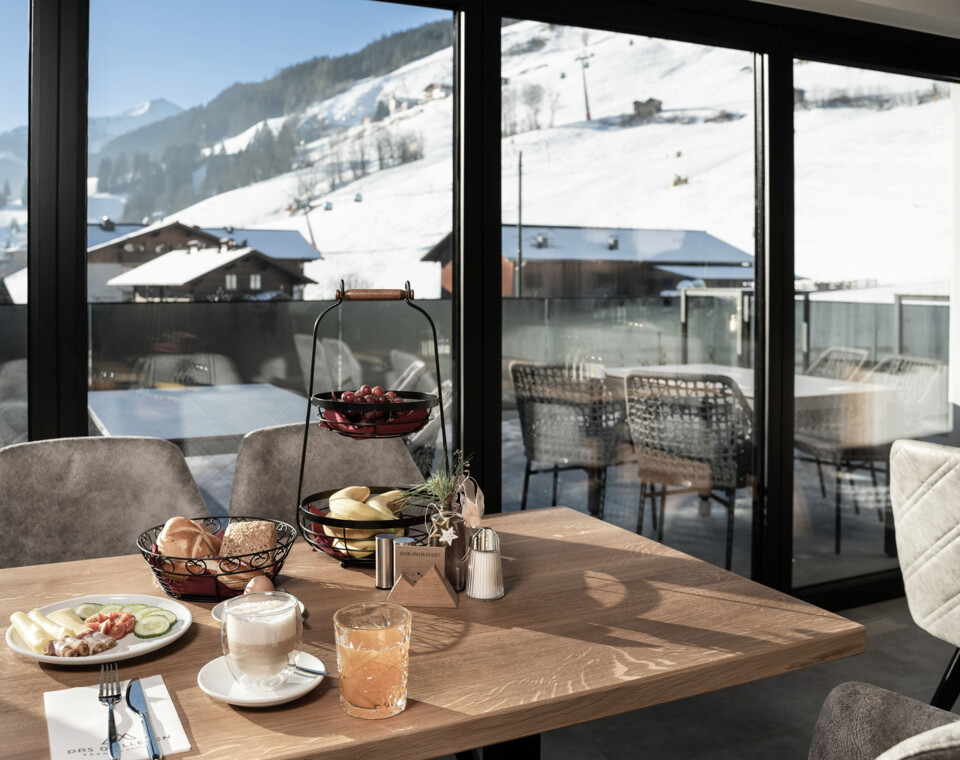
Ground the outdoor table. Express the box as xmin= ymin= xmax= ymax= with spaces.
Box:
xmin=0 ymin=507 xmax=864 ymax=759
xmin=88 ymin=383 xmax=307 ymax=455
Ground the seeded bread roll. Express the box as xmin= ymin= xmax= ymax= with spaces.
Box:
xmin=217 ymin=521 xmax=278 ymax=589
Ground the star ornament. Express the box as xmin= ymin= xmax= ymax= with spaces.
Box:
xmin=439 ymin=526 xmax=458 ymax=546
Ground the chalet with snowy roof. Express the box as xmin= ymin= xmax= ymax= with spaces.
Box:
xmin=499 ymin=224 xmax=754 ymax=297
xmin=106 ymin=245 xmax=314 ymax=303
xmin=86 ymin=218 xmax=146 ymax=249
xmin=424 ymin=83 xmax=452 ymax=99
xmin=87 ymin=219 xmax=320 ymax=302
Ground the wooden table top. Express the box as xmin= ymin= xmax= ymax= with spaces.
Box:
xmin=0 ymin=508 xmax=864 ymax=760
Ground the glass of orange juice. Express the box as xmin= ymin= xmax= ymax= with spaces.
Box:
xmin=333 ymin=602 xmax=411 ymax=719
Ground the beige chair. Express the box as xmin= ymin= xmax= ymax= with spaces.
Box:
xmin=0 ymin=436 xmax=209 ymax=568
xmin=229 ymin=424 xmax=425 ymax=523
xmin=890 ymin=439 xmax=960 ymax=711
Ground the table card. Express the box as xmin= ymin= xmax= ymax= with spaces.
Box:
xmin=44 ymin=674 xmax=190 ymax=760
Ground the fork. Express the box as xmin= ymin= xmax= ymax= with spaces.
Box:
xmin=98 ymin=663 xmax=121 ymax=760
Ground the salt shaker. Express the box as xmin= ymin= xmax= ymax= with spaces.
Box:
xmin=466 ymin=527 xmax=504 ymax=601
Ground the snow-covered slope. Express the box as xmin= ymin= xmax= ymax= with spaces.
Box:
xmin=87 ymin=98 xmax=183 ymax=154
xmin=159 ymin=20 xmax=953 ymax=290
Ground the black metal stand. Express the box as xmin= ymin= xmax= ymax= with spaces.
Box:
xmin=931 ymin=647 xmax=960 ymax=711
xmin=454 ymin=733 xmax=541 ymax=760
xmin=295 ymin=281 xmax=450 ymax=531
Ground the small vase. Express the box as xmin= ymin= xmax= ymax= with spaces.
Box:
xmin=429 ymin=513 xmax=473 ymax=592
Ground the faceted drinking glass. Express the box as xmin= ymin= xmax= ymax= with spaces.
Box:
xmin=334 ymin=602 xmax=411 ymax=719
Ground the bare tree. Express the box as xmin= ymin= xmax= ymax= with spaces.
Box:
xmin=350 ymin=137 xmax=368 ymax=180
xmin=522 ymin=83 xmax=545 ymax=130
xmin=502 ymin=86 xmax=519 ymax=136
xmin=547 ymin=87 xmax=561 ymax=127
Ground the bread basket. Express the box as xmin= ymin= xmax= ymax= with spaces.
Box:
xmin=136 ymin=516 xmax=297 ymax=602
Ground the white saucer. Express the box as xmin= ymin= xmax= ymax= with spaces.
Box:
xmin=197 ymin=653 xmax=325 ymax=707
xmin=210 ymin=598 xmax=305 ymax=623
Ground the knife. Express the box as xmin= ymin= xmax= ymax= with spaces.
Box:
xmin=125 ymin=678 xmax=163 ymax=760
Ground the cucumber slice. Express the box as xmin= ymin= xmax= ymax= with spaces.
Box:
xmin=97 ymin=604 xmax=123 ymax=615
xmin=133 ymin=614 xmax=173 ymax=639
xmin=143 ymin=609 xmax=177 ymax=625
xmin=120 ymin=603 xmax=147 ymax=615
xmin=74 ymin=603 xmax=102 ymax=619
xmin=133 ymin=606 xmax=164 ymax=620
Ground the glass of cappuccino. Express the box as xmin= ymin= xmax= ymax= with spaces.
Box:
xmin=221 ymin=591 xmax=302 ymax=692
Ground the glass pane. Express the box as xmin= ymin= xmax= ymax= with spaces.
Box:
xmin=88 ymin=1 xmax=455 ymax=513
xmin=500 ymin=20 xmax=758 ymax=573
xmin=0 ymin=1 xmax=29 ymax=446
xmin=792 ymin=61 xmax=953 ymax=586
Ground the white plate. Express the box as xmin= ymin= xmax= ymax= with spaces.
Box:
xmin=5 ymin=593 xmax=192 ymax=665
xmin=198 ymin=652 xmax=325 ymax=707
xmin=210 ymin=597 xmax=305 ymax=623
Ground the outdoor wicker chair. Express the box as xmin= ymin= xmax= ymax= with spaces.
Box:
xmin=805 ymin=346 xmax=870 ymax=381
xmin=511 ymin=362 xmax=628 ymax=517
xmin=796 ymin=353 xmax=946 ymax=554
xmin=624 ymin=370 xmax=754 ymax=570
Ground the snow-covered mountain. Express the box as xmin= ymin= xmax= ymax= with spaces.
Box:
xmin=0 ymin=98 xmax=184 ymax=201
xmin=87 ymin=98 xmax=183 ymax=154
xmin=116 ymin=21 xmax=955 ymax=291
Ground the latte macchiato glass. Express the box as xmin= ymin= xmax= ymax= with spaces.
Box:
xmin=221 ymin=591 xmax=302 ymax=692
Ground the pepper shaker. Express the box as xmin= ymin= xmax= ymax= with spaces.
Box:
xmin=466 ymin=527 xmax=504 ymax=601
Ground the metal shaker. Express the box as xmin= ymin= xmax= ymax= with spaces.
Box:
xmin=375 ymin=533 xmax=397 ymax=589
xmin=466 ymin=527 xmax=504 ymax=601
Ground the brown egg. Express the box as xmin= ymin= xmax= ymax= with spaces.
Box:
xmin=243 ymin=575 xmax=275 ymax=594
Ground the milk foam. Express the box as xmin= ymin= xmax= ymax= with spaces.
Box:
xmin=225 ymin=599 xmax=298 ymax=645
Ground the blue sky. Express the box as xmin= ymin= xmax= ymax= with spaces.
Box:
xmin=0 ymin=0 xmax=450 ymax=133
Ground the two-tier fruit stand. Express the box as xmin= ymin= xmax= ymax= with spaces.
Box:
xmin=295 ymin=281 xmax=448 ymax=566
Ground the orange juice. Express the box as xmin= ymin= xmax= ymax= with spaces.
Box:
xmin=334 ymin=603 xmax=411 ymax=719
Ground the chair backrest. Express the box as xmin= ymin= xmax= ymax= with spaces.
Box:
xmin=889 ymin=439 xmax=960 ymax=648
xmin=405 ymin=379 xmax=453 ymax=476
xmin=810 ymin=682 xmax=960 ymax=760
xmin=229 ymin=424 xmax=425 ymax=522
xmin=0 ymin=436 xmax=209 ymax=568
xmin=624 ymin=371 xmax=752 ymax=491
xmin=805 ymin=346 xmax=869 ymax=381
xmin=867 ymin=354 xmax=944 ymax=396
xmin=136 ymin=352 xmax=242 ymax=387
xmin=510 ymin=362 xmax=626 ymax=468
xmin=320 ymin=338 xmax=362 ymax=390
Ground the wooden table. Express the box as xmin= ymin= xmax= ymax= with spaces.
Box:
xmin=0 ymin=508 xmax=864 ymax=759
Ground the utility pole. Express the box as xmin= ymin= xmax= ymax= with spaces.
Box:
xmin=516 ymin=150 xmax=523 ymax=297
xmin=575 ymin=55 xmax=592 ymax=121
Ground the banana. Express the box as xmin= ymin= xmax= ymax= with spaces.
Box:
xmin=330 ymin=537 xmax=375 ymax=558
xmin=330 ymin=486 xmax=370 ymax=503
xmin=364 ymin=497 xmax=397 ymax=520
xmin=378 ymin=489 xmax=409 ymax=514
xmin=322 ymin=523 xmax=378 ymax=540
xmin=328 ymin=497 xmax=384 ymax=521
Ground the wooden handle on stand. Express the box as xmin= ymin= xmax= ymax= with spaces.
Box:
xmin=336 ymin=288 xmax=412 ymax=301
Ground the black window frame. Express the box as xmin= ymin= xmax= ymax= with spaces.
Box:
xmin=27 ymin=0 xmax=960 ymax=609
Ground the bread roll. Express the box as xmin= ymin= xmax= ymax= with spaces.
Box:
xmin=156 ymin=516 xmax=221 ymax=576
xmin=157 ymin=516 xmax=221 ymax=558
xmin=216 ymin=521 xmax=278 ymax=590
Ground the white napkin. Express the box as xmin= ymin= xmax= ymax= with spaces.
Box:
xmin=44 ymin=674 xmax=191 ymax=760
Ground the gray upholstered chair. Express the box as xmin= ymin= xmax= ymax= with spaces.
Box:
xmin=809 ymin=682 xmax=960 ymax=760
xmin=0 ymin=436 xmax=209 ymax=568
xmin=229 ymin=423 xmax=425 ymax=523
xmin=890 ymin=439 xmax=960 ymax=711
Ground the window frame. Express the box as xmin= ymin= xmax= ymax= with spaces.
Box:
xmin=27 ymin=0 xmax=960 ymax=608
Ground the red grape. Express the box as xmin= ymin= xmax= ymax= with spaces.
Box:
xmin=372 ymin=386 xmax=384 ymax=396
xmin=364 ymin=394 xmax=377 ymax=404
xmin=341 ymin=391 xmax=357 ymax=403
xmin=384 ymin=391 xmax=397 ymax=400
xmin=359 ymin=385 xmax=372 ymax=396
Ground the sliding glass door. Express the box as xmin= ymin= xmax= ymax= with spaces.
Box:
xmin=499 ymin=19 xmax=759 ymax=574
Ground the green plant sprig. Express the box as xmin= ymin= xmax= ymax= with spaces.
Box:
xmin=404 ymin=450 xmax=471 ymax=507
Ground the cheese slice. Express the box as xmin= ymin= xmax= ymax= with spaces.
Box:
xmin=27 ymin=609 xmax=70 ymax=641
xmin=10 ymin=611 xmax=52 ymax=654
xmin=47 ymin=609 xmax=90 ymax=638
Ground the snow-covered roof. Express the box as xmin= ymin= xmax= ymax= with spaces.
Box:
xmin=86 ymin=222 xmax=146 ymax=249
xmin=200 ymin=227 xmax=320 ymax=261
xmin=501 ymin=225 xmax=752 ymax=264
xmin=807 ymin=281 xmax=949 ymax=305
xmin=1 ymin=267 xmax=27 ymax=304
xmin=107 ymin=247 xmax=255 ymax=287
xmin=656 ymin=264 xmax=754 ymax=281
